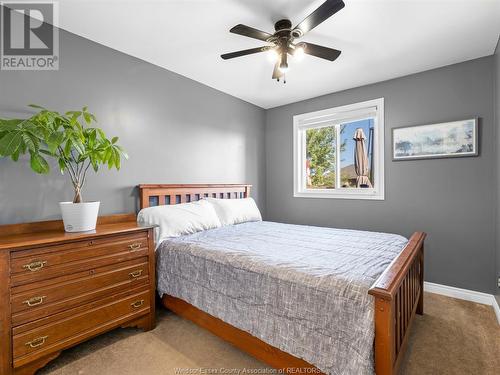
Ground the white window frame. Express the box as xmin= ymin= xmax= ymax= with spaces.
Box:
xmin=293 ymin=98 xmax=385 ymax=200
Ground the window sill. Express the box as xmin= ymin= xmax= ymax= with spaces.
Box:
xmin=294 ymin=189 xmax=385 ymax=200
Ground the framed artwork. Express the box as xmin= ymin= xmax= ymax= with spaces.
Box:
xmin=392 ymin=118 xmax=478 ymax=160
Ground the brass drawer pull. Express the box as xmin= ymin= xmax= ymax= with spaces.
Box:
xmin=25 ymin=336 xmax=48 ymax=348
xmin=129 ymin=270 xmax=143 ymax=278
xmin=23 ymin=296 xmax=46 ymax=307
xmin=131 ymin=300 xmax=144 ymax=308
xmin=128 ymin=243 xmax=142 ymax=251
xmin=23 ymin=260 xmax=47 ymax=272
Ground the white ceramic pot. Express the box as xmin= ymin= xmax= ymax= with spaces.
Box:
xmin=59 ymin=201 xmax=100 ymax=232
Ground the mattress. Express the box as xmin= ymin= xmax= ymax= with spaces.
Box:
xmin=156 ymin=221 xmax=407 ymax=375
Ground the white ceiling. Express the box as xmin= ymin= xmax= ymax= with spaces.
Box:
xmin=56 ymin=0 xmax=500 ymax=108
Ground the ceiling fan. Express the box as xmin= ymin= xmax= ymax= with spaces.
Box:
xmin=221 ymin=0 xmax=345 ymax=83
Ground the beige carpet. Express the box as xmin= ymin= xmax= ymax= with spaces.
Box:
xmin=38 ymin=293 xmax=500 ymax=375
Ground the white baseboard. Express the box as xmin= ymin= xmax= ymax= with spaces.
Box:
xmin=424 ymin=281 xmax=500 ymax=325
xmin=494 ymin=298 xmax=500 ymax=325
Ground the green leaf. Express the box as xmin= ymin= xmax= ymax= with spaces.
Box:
xmin=115 ymin=145 xmax=129 ymax=159
xmin=30 ymin=153 xmax=50 ymax=174
xmin=97 ymin=128 xmax=106 ymax=139
xmin=51 ymin=117 xmax=62 ymax=132
xmin=19 ymin=141 xmax=26 ymax=154
xmin=71 ymin=137 xmax=85 ymax=155
xmin=11 ymin=147 xmax=20 ymax=161
xmin=40 ymin=149 xmax=54 ymax=156
xmin=28 ymin=104 xmax=46 ymax=109
xmin=68 ymin=112 xmax=82 ymax=126
xmin=0 ymin=119 xmax=23 ymax=131
xmin=21 ymin=132 xmax=38 ymax=152
xmin=83 ymin=112 xmax=92 ymax=124
xmin=24 ymin=123 xmax=45 ymax=139
xmin=111 ymin=136 xmax=118 ymax=144
xmin=87 ymin=128 xmax=97 ymax=146
xmin=64 ymin=140 xmax=72 ymax=157
xmin=58 ymin=158 xmax=66 ymax=174
xmin=103 ymin=147 xmax=111 ymax=162
xmin=107 ymin=152 xmax=114 ymax=169
xmin=114 ymin=148 xmax=121 ymax=170
xmin=47 ymin=131 xmax=65 ymax=153
xmin=0 ymin=132 xmax=22 ymax=156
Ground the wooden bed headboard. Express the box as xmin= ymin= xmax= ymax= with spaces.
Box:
xmin=138 ymin=184 xmax=252 ymax=209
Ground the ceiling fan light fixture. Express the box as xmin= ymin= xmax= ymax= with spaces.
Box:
xmin=291 ymin=29 xmax=303 ymax=39
xmin=278 ymin=64 xmax=289 ymax=73
xmin=293 ymin=45 xmax=305 ymax=60
xmin=279 ymin=52 xmax=289 ymax=72
xmin=267 ymin=48 xmax=279 ymax=62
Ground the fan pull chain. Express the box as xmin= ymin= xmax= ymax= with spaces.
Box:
xmin=276 ymin=74 xmax=286 ymax=84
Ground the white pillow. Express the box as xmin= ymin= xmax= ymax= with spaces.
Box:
xmin=205 ymin=197 xmax=262 ymax=226
xmin=137 ymin=199 xmax=222 ymax=245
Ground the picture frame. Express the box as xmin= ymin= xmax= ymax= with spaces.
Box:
xmin=392 ymin=118 xmax=478 ymax=161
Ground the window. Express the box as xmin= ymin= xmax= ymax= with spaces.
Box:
xmin=293 ymin=98 xmax=384 ymax=200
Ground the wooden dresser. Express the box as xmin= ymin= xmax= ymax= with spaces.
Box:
xmin=0 ymin=214 xmax=156 ymax=375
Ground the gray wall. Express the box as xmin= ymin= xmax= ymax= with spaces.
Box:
xmin=0 ymin=29 xmax=266 ymax=224
xmin=266 ymin=57 xmax=496 ymax=294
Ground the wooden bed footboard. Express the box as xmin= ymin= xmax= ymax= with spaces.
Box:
xmin=138 ymin=184 xmax=425 ymax=375
xmin=369 ymin=232 xmax=426 ymax=375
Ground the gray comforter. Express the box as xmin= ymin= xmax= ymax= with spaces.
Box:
xmin=156 ymin=221 xmax=407 ymax=375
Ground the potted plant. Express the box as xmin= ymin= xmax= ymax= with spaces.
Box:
xmin=0 ymin=105 xmax=127 ymax=232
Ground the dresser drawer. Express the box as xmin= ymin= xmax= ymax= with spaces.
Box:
xmin=12 ymin=289 xmax=150 ymax=365
xmin=10 ymin=232 xmax=148 ymax=286
xmin=11 ymin=258 xmax=149 ymax=326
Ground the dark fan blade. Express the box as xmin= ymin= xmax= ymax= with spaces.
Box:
xmin=292 ymin=0 xmax=345 ymax=37
xmin=302 ymin=42 xmax=341 ymax=61
xmin=272 ymin=61 xmax=283 ymax=79
xmin=221 ymin=47 xmax=267 ymax=60
xmin=230 ymin=24 xmax=272 ymax=42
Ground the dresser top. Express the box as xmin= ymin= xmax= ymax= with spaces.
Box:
xmin=0 ymin=214 xmax=155 ymax=251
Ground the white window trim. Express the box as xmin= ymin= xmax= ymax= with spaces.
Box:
xmin=293 ymin=98 xmax=385 ymax=200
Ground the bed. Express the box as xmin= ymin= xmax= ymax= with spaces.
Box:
xmin=138 ymin=184 xmax=425 ymax=375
